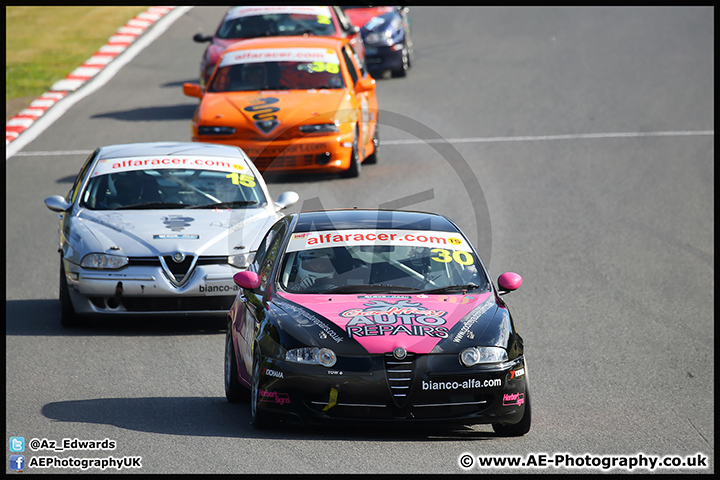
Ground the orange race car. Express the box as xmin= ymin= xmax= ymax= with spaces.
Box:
xmin=184 ymin=36 xmax=379 ymax=178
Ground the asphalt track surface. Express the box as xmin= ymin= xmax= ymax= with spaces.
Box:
xmin=5 ymin=6 xmax=714 ymax=474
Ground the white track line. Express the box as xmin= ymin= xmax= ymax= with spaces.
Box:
xmin=380 ymin=130 xmax=714 ymax=145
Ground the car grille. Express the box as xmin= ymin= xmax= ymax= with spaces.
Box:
xmin=120 ymin=296 xmax=234 ymax=312
xmin=253 ymin=154 xmax=317 ymax=171
xmin=127 ymin=255 xmax=230 ymax=288
xmin=248 ymin=130 xmax=301 ymax=142
xmin=384 ymin=352 xmax=416 ymax=407
xmin=410 ymin=394 xmax=492 ymax=419
xmin=162 ymin=254 xmax=194 ymax=284
xmin=127 ymin=256 xmax=228 ymax=266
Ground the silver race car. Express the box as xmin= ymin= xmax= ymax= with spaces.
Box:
xmin=44 ymin=142 xmax=299 ymax=327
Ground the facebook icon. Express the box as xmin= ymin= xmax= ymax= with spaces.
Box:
xmin=9 ymin=455 xmax=25 ymax=471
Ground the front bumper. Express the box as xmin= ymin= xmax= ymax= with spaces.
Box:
xmin=364 ymin=45 xmax=405 ymax=73
xmin=254 ymin=352 xmax=528 ymax=426
xmin=64 ymin=259 xmax=241 ymax=316
xmin=193 ymin=133 xmax=355 ymax=173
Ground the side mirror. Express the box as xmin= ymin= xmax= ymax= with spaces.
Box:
xmin=497 ymin=272 xmax=523 ymax=295
xmin=44 ymin=195 xmax=72 ymax=212
xmin=183 ymin=82 xmax=203 ymax=98
xmin=233 ymin=271 xmax=261 ymax=289
xmin=274 ymin=191 xmax=299 ymax=211
xmin=355 ymin=77 xmax=376 ymax=94
xmin=193 ymin=33 xmax=212 ymax=43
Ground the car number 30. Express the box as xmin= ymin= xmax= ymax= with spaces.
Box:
xmin=430 ymin=248 xmax=475 ymax=265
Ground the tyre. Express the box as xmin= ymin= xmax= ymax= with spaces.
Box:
xmin=250 ymin=348 xmax=272 ymax=428
xmin=363 ymin=121 xmax=379 ymax=165
xmin=340 ymin=131 xmax=361 ymax=178
xmin=492 ymin=389 xmax=532 ymax=436
xmin=59 ymin=260 xmax=82 ymax=328
xmin=224 ymin=325 xmax=248 ymax=403
xmin=391 ymin=41 xmax=410 ymax=78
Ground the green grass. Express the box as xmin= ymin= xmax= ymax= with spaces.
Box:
xmin=6 ymin=6 xmax=149 ymax=119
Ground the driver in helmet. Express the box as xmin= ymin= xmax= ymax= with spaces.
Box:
xmin=293 ymin=248 xmax=336 ymax=291
xmin=108 ymin=172 xmax=144 ymax=208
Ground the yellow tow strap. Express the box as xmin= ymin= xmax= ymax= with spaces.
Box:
xmin=323 ymin=387 xmax=338 ymax=411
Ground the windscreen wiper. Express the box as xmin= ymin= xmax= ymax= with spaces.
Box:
xmin=189 ymin=200 xmax=259 ymax=209
xmin=323 ymin=284 xmax=421 ymax=294
xmin=415 ymin=283 xmax=481 ymax=295
xmin=116 ymin=201 xmax=188 ymax=210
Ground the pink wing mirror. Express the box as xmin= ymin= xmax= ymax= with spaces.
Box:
xmin=497 ymin=272 xmax=523 ymax=294
xmin=233 ymin=271 xmax=261 ymax=289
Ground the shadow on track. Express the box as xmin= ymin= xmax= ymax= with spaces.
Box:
xmin=91 ymin=104 xmax=197 ymax=122
xmin=5 ymin=299 xmax=224 ymax=337
xmin=42 ymin=396 xmax=499 ymax=441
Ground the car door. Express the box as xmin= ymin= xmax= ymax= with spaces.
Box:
xmin=236 ymin=220 xmax=288 ymax=378
xmin=341 ymin=44 xmax=372 ymax=157
xmin=61 ymin=149 xmax=99 ymax=260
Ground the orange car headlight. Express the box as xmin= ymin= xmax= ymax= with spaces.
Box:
xmin=299 ymin=124 xmax=339 ymax=134
xmin=198 ymin=126 xmax=235 ymax=135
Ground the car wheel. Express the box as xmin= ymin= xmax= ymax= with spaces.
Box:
xmin=225 ymin=324 xmax=248 ymax=403
xmin=391 ymin=41 xmax=410 ymax=78
xmin=59 ymin=260 xmax=82 ymax=328
xmin=492 ymin=389 xmax=532 ymax=436
xmin=340 ymin=130 xmax=361 ymax=178
xmin=251 ymin=348 xmax=272 ymax=428
xmin=364 ymin=121 xmax=379 ymax=165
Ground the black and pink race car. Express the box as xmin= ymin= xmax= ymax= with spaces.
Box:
xmin=224 ymin=209 xmax=530 ymax=435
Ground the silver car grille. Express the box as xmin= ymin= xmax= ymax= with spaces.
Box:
xmin=127 ymin=255 xmax=229 ymax=288
xmin=384 ymin=352 xmax=416 ymax=407
xmin=158 ymin=253 xmax=197 ymax=286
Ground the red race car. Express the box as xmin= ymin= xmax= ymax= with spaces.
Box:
xmin=341 ymin=5 xmax=397 ymax=29
xmin=193 ymin=6 xmax=364 ymax=86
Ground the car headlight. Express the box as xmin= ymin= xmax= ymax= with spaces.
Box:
xmin=81 ymin=253 xmax=128 ymax=270
xmin=299 ymin=124 xmax=339 ymax=134
xmin=364 ymin=30 xmax=393 ymax=46
xmin=285 ymin=347 xmax=337 ymax=367
xmin=198 ymin=126 xmax=236 ymax=135
xmin=459 ymin=347 xmax=508 ymax=367
xmin=229 ymin=252 xmax=255 ymax=269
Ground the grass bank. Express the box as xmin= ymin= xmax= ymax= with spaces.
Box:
xmin=6 ymin=6 xmax=149 ymax=120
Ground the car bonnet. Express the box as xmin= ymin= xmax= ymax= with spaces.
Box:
xmin=275 ymin=291 xmax=500 ymax=355
xmin=75 ymin=207 xmax=276 ymax=257
xmin=199 ymin=89 xmax=348 ymax=134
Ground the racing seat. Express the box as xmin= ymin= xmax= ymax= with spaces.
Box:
xmin=136 ymin=173 xmax=162 ymax=203
xmin=237 ymin=17 xmax=276 ymax=38
xmin=108 ymin=171 xmax=162 ymax=207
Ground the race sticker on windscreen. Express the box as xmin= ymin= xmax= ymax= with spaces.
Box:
xmin=220 ymin=48 xmax=340 ymax=68
xmin=90 ymin=156 xmax=251 ymax=177
xmin=287 ymin=229 xmax=472 ymax=252
xmin=226 ymin=6 xmax=331 ymax=20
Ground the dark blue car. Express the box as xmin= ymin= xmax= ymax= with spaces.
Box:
xmin=343 ymin=6 xmax=413 ymax=78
